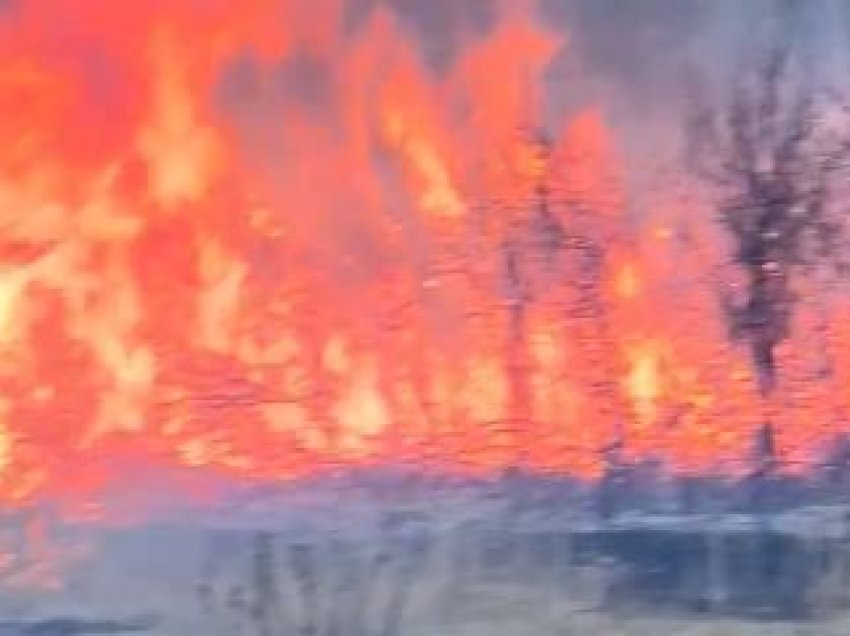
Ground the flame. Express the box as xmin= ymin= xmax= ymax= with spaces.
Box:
xmin=138 ymin=27 xmax=223 ymax=208
xmin=0 ymin=0 xmax=844 ymax=512
xmin=625 ymin=341 xmax=662 ymax=428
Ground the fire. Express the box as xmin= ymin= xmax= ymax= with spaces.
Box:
xmin=625 ymin=341 xmax=662 ymax=428
xmin=0 ymin=0 xmax=844 ymax=509
xmin=615 ymin=264 xmax=639 ymax=300
xmin=139 ymin=27 xmax=223 ymax=208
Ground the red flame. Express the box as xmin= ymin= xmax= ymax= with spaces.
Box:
xmin=0 ymin=0 xmax=845 ymax=507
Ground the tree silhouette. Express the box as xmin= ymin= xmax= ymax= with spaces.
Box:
xmin=688 ymin=46 xmax=850 ymax=502
xmin=489 ymin=127 xmax=629 ymax=515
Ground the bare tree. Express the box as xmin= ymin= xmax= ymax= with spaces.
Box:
xmin=688 ymin=46 xmax=850 ymax=498
xmin=491 ymin=128 xmax=630 ymax=517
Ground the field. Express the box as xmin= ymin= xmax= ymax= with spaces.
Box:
xmin=1 ymin=479 xmax=850 ymax=635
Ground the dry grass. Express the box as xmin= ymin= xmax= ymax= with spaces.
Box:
xmin=2 ymin=517 xmax=850 ymax=635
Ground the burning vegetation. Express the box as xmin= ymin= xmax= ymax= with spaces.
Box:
xmin=0 ymin=0 xmax=848 ymax=509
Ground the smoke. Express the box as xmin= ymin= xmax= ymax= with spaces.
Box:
xmin=215 ymin=1 xmax=848 ymax=196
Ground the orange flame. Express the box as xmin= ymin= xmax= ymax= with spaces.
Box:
xmin=0 ymin=0 xmax=843 ymax=509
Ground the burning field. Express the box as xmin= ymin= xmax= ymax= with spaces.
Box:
xmin=3 ymin=0 xmax=850 ymax=632
xmin=1 ymin=0 xmax=849 ymax=505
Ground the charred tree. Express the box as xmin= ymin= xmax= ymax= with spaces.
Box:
xmin=688 ymin=47 xmax=850 ymax=507
xmin=498 ymin=128 xmax=629 ymax=518
xmin=485 ymin=128 xmax=561 ymax=474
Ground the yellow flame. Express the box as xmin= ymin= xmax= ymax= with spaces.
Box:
xmin=137 ymin=28 xmax=221 ymax=207
xmin=615 ymin=263 xmax=639 ymax=300
xmin=625 ymin=343 xmax=660 ymax=427
xmin=196 ymin=241 xmax=246 ymax=352
xmin=382 ymin=109 xmax=465 ymax=218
